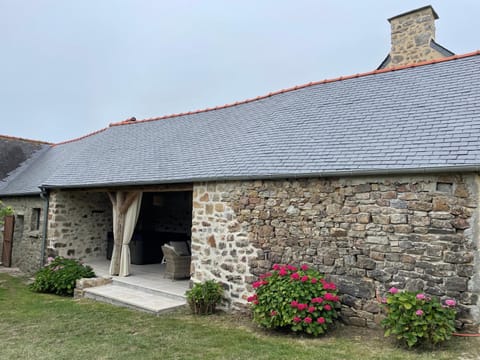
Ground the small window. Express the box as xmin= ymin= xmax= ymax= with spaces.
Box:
xmin=31 ymin=208 xmax=41 ymax=230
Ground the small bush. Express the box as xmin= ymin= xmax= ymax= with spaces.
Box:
xmin=248 ymin=264 xmax=339 ymax=336
xmin=381 ymin=287 xmax=457 ymax=348
xmin=30 ymin=256 xmax=95 ymax=296
xmin=186 ymin=280 xmax=224 ymax=315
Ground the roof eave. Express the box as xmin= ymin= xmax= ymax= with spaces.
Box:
xmin=39 ymin=165 xmax=480 ymax=190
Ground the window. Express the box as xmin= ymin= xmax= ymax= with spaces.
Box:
xmin=31 ymin=208 xmax=41 ymax=230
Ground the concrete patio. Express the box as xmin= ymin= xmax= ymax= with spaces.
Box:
xmin=82 ymin=258 xmax=190 ymax=315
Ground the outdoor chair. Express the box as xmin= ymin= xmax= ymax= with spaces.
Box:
xmin=161 ymin=244 xmax=191 ymax=280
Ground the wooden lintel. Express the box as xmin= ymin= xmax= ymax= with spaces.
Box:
xmin=56 ymin=183 xmax=194 ymax=193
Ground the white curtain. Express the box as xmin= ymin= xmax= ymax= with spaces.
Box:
xmin=119 ymin=194 xmax=142 ymax=277
xmin=108 ymin=191 xmax=142 ymax=277
xmin=109 ymin=202 xmax=120 ymax=276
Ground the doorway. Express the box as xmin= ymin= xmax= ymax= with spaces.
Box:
xmin=107 ymin=191 xmax=192 ymax=265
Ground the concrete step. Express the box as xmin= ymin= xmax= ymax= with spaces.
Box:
xmin=84 ymin=284 xmax=187 ymax=315
xmin=111 ymin=278 xmax=186 ymax=302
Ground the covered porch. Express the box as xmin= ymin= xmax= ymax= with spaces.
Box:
xmin=83 ymin=258 xmax=190 ymax=314
xmin=86 ymin=258 xmax=190 ymax=298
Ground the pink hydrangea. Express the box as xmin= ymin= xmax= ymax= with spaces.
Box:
xmin=388 ymin=287 xmax=399 ymax=294
xmin=304 ymin=317 xmax=312 ymax=324
xmin=293 ymin=316 xmax=302 ymax=323
xmin=247 ymin=294 xmax=257 ymax=302
xmin=445 ymin=299 xmax=456 ymax=307
xmin=416 ymin=293 xmax=426 ymax=300
xmin=301 ymin=275 xmax=309 ymax=283
xmin=312 ymin=297 xmax=323 ymax=304
xmin=317 ymin=317 xmax=325 ymax=324
xmin=272 ymin=264 xmax=281 ymax=271
xmin=326 ymin=282 xmax=336 ymax=290
xmin=311 ymin=278 xmax=317 ymax=284
xmin=297 ymin=303 xmax=308 ymax=311
xmin=324 ymin=304 xmax=332 ymax=311
xmin=278 ymin=268 xmax=288 ymax=277
xmin=287 ymin=265 xmax=298 ymax=272
xmin=291 ymin=300 xmax=299 ymax=308
xmin=259 ymin=272 xmax=272 ymax=279
xmin=415 ymin=309 xmax=424 ymax=316
xmin=324 ymin=293 xmax=339 ymax=302
xmin=290 ymin=272 xmax=300 ymax=280
xmin=270 ymin=311 xmax=277 ymax=316
xmin=252 ymin=281 xmax=263 ymax=289
xmin=300 ymin=264 xmax=309 ymax=271
xmin=308 ymin=306 xmax=315 ymax=313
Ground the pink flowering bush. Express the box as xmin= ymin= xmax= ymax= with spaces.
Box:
xmin=30 ymin=256 xmax=95 ymax=296
xmin=381 ymin=288 xmax=457 ymax=348
xmin=248 ymin=263 xmax=339 ymax=336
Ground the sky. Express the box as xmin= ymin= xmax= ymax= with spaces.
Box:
xmin=1 ymin=1 xmax=479 ymax=143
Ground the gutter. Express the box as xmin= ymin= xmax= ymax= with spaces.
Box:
xmin=39 ymin=186 xmax=49 ymax=267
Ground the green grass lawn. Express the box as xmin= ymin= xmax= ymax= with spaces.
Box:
xmin=0 ymin=273 xmax=479 ymax=360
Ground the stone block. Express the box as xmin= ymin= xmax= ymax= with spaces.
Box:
xmin=408 ymin=201 xmax=433 ymax=212
xmin=409 ymin=215 xmax=430 ymax=227
xmin=390 ymin=214 xmax=407 ymax=224
xmin=444 ymin=251 xmax=474 ymax=264
xmin=357 ymin=213 xmax=371 ymax=224
xmin=332 ymin=276 xmax=375 ymax=299
xmin=393 ymin=225 xmax=412 ymax=234
xmin=390 ymin=199 xmax=407 ymax=209
xmin=366 ymin=236 xmax=388 ymax=245
xmin=341 ymin=294 xmax=363 ymax=309
xmin=444 ymin=277 xmax=468 ymax=292
xmin=367 ymin=269 xmax=392 ymax=282
xmin=330 ymin=228 xmax=348 ymax=237
xmin=363 ymin=300 xmax=381 ymax=314
xmin=372 ymin=215 xmax=390 ymax=225
xmin=452 ymin=218 xmax=470 ymax=230
xmin=356 ymin=256 xmax=376 ymax=270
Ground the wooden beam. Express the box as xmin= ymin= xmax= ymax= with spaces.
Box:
xmin=55 ymin=183 xmax=194 ymax=193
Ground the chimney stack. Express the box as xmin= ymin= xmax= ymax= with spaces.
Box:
xmin=379 ymin=5 xmax=454 ymax=69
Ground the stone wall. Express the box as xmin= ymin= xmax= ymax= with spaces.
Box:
xmin=0 ymin=195 xmax=45 ymax=273
xmin=387 ymin=6 xmax=448 ymax=68
xmin=47 ymin=190 xmax=112 ymax=261
xmin=191 ymin=174 xmax=479 ymax=330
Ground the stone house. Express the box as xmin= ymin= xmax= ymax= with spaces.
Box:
xmin=1 ymin=6 xmax=480 ymax=330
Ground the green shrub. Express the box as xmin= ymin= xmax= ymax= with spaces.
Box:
xmin=248 ymin=264 xmax=339 ymax=336
xmin=186 ymin=280 xmax=224 ymax=315
xmin=0 ymin=200 xmax=14 ymax=224
xmin=381 ymin=287 xmax=457 ymax=348
xmin=30 ymin=256 xmax=95 ymax=296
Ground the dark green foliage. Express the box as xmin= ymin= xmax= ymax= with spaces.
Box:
xmin=249 ymin=264 xmax=339 ymax=336
xmin=30 ymin=256 xmax=95 ymax=296
xmin=186 ymin=280 xmax=223 ymax=315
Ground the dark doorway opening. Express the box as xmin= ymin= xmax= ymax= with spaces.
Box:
xmin=107 ymin=191 xmax=192 ymax=265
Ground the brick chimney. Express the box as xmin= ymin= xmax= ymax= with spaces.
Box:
xmin=378 ymin=5 xmax=454 ymax=69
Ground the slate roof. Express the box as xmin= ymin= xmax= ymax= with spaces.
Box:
xmin=1 ymin=52 xmax=480 ymax=196
xmin=0 ymin=135 xmax=50 ymax=186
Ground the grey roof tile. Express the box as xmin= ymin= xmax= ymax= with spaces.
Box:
xmin=1 ymin=54 xmax=480 ymax=195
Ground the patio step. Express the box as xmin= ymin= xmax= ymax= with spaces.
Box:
xmin=111 ymin=278 xmax=186 ymax=302
xmin=83 ymin=283 xmax=187 ymax=315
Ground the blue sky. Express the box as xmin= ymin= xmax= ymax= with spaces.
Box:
xmin=1 ymin=1 xmax=479 ymax=143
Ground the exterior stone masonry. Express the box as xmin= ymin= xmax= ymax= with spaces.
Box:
xmin=0 ymin=196 xmax=45 ymax=273
xmin=387 ymin=6 xmax=448 ymax=68
xmin=191 ymin=175 xmax=480 ymax=330
xmin=47 ymin=190 xmax=112 ymax=261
